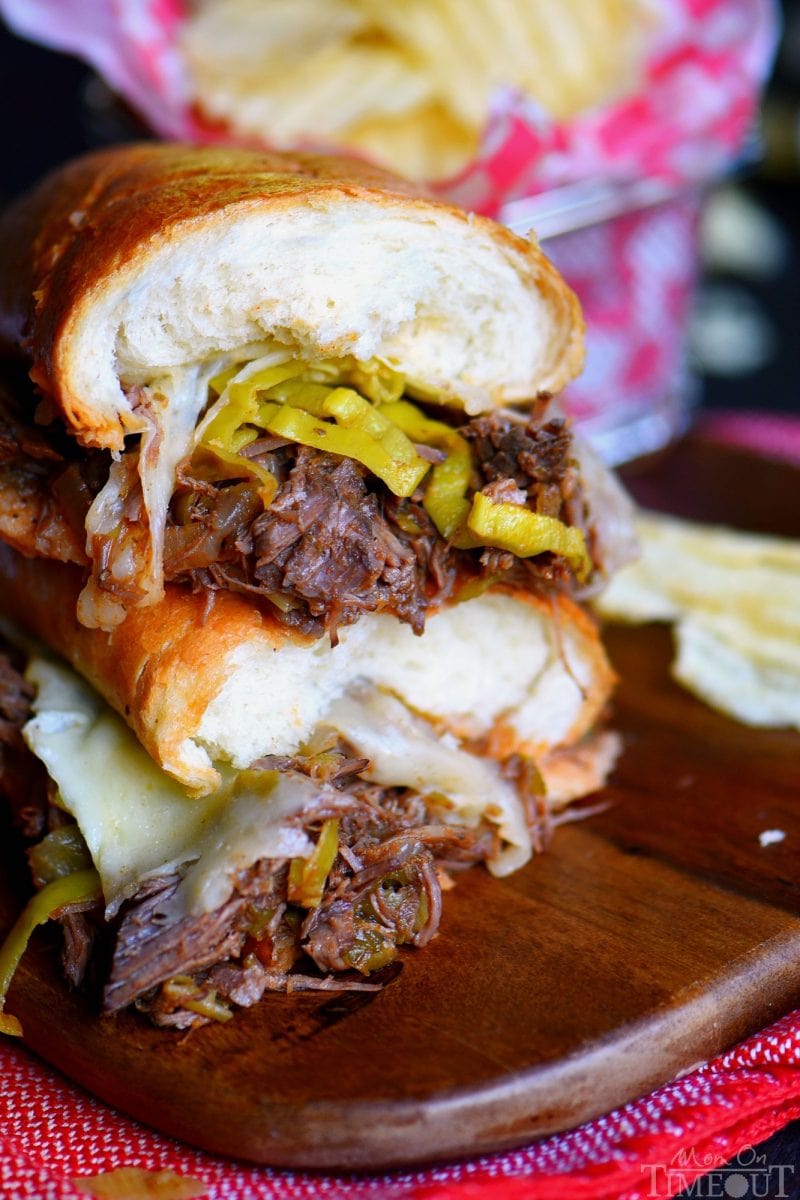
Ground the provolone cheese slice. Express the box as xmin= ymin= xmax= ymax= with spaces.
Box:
xmin=22 ymin=656 xmax=317 ymax=916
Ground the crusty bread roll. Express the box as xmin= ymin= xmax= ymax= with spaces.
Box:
xmin=0 ymin=143 xmax=583 ymax=452
xmin=0 ymin=542 xmax=614 ymax=796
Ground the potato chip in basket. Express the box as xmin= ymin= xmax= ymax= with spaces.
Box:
xmin=182 ymin=0 xmax=657 ymax=179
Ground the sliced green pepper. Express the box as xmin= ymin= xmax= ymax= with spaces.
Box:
xmin=287 ymin=818 xmax=340 ymax=909
xmin=261 ymin=403 xmax=430 ymax=498
xmin=378 ymin=400 xmax=478 ymax=546
xmin=0 ymin=867 xmax=102 ymax=1037
xmin=346 ymin=924 xmax=397 ymax=974
xmin=467 ymin=491 xmax=592 ymax=582
xmin=201 ymin=361 xmax=306 ymax=448
xmin=345 ymin=880 xmax=429 ymax=974
xmin=162 ymin=976 xmax=233 ymax=1023
xmin=28 ymin=826 xmax=92 ymax=887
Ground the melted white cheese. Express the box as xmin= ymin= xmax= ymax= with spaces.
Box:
xmin=80 ymin=360 xmax=226 ymax=629
xmin=324 ymin=688 xmax=531 ymax=876
xmin=21 ymin=649 xmax=534 ymax=916
xmin=22 ymin=656 xmax=315 ymax=916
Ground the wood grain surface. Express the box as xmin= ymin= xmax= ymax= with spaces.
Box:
xmin=2 ymin=436 xmax=799 ymax=1170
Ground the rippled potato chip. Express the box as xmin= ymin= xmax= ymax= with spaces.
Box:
xmin=674 ymin=614 xmax=800 ymax=730
xmin=223 ymin=42 xmax=431 ymax=144
xmin=357 ymin=0 xmax=654 ymax=127
xmin=596 ymin=511 xmax=800 ymax=731
xmin=183 ymin=0 xmax=657 ymax=180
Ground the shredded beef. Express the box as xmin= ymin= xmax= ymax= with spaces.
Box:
xmin=0 ymin=386 xmax=102 ymax=564
xmin=252 ymin=450 xmax=424 ymax=637
xmin=1 ymin=380 xmax=591 ymax=637
xmin=464 ymin=413 xmax=588 ymax=528
xmin=301 ymin=828 xmax=459 ymax=974
xmin=113 ymin=777 xmax=495 ymax=1029
xmin=60 ymin=915 xmax=89 ymax=984
xmin=104 ymin=876 xmax=250 ymax=1013
xmin=466 ymin=413 xmax=573 ymax=490
xmin=163 ymin=481 xmax=263 ymax=575
xmin=15 ymin=717 xmax=534 ymax=1031
xmin=163 ymin=449 xmax=431 ymax=640
xmin=162 ymin=410 xmax=589 ymax=639
xmin=60 ymin=908 xmax=100 ymax=988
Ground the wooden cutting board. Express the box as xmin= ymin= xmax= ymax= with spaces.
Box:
xmin=2 ymin=436 xmax=800 ymax=1171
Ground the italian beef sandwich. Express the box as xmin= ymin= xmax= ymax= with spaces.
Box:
xmin=0 ymin=144 xmax=635 ymax=1033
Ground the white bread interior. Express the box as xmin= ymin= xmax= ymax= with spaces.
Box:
xmin=63 ymin=197 xmax=582 ymax=447
xmin=192 ymin=590 xmax=612 ymax=791
xmin=0 ymin=549 xmax=613 ymax=798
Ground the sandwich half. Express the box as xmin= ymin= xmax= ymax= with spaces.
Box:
xmin=0 ymin=145 xmax=634 ymax=1032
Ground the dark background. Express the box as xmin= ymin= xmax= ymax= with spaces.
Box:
xmin=0 ymin=6 xmax=798 ymax=1196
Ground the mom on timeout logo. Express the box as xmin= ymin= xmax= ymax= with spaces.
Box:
xmin=640 ymin=1146 xmax=796 ymax=1198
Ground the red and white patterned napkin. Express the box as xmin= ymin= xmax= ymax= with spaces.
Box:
xmin=0 ymin=0 xmax=778 ymax=216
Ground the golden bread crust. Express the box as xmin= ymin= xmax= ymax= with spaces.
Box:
xmin=0 ymin=143 xmax=583 ymax=448
xmin=0 ymin=541 xmax=310 ymax=792
xmin=0 ymin=541 xmax=612 ymax=793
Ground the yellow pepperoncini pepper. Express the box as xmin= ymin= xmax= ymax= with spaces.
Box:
xmin=201 ymin=362 xmax=307 ymax=447
xmin=325 ymin=389 xmax=427 ymax=474
xmin=199 ymin=359 xmax=592 ymax=580
xmin=201 ymin=362 xmax=432 ymax=499
xmin=0 ymin=867 xmax=102 ymax=1037
xmin=378 ymin=400 xmax=479 ymax=547
xmin=265 ymin=378 xmax=338 ymax=416
xmin=258 ymin=396 xmax=431 ymax=498
xmin=338 ymin=358 xmax=405 ymax=405
xmin=467 ymin=491 xmax=592 ymax=582
xmin=198 ymin=361 xmax=311 ymax=503
xmin=208 ymin=363 xmax=241 ymax=396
